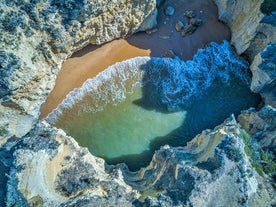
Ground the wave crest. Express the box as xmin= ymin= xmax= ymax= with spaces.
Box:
xmin=45 ymin=41 xmax=250 ymax=124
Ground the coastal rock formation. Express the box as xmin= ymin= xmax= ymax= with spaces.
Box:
xmin=214 ymin=0 xmax=276 ymax=106
xmin=5 ymin=116 xmax=275 ymax=206
xmin=250 ymin=42 xmax=276 ymax=107
xmin=1 ymin=0 xmax=275 ymax=206
xmin=238 ymin=105 xmax=276 ymax=153
xmin=5 ymin=121 xmax=139 ymax=206
xmin=0 ymin=0 xmax=157 ymax=143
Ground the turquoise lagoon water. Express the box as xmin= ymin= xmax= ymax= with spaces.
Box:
xmin=46 ymin=41 xmax=261 ymax=171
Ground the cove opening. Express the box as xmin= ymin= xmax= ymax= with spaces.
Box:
xmin=45 ymin=41 xmax=261 ymax=171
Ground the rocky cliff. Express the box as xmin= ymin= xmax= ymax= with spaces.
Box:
xmin=0 ymin=0 xmax=275 ymax=206
xmin=214 ymin=0 xmax=276 ymax=106
xmin=4 ymin=114 xmax=275 ymax=206
xmin=0 ymin=0 xmax=156 ymax=144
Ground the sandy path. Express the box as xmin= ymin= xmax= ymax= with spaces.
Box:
xmin=40 ymin=0 xmax=230 ymax=119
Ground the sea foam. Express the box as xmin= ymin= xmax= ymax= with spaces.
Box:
xmin=45 ymin=41 xmax=250 ymax=124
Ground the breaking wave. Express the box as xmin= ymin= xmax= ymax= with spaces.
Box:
xmin=45 ymin=40 xmax=250 ymax=124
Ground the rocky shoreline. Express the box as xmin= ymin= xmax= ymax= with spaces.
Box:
xmin=0 ymin=0 xmax=275 ymax=206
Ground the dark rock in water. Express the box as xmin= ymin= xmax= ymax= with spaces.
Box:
xmin=175 ymin=20 xmax=184 ymax=32
xmin=164 ymin=5 xmax=175 ymax=16
xmin=156 ymin=0 xmax=165 ymax=7
xmin=181 ymin=24 xmax=197 ymax=37
xmin=189 ymin=18 xmax=203 ymax=26
xmin=163 ymin=50 xmax=176 ymax=58
xmin=184 ymin=10 xmax=196 ymax=18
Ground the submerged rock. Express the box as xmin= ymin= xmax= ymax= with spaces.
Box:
xmin=189 ymin=18 xmax=203 ymax=26
xmin=181 ymin=24 xmax=197 ymax=36
xmin=184 ymin=10 xmax=196 ymax=19
xmin=164 ymin=5 xmax=175 ymax=16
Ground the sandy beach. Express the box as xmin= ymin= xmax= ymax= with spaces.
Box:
xmin=40 ymin=0 xmax=230 ymax=119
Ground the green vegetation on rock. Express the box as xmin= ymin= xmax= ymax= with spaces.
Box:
xmin=241 ymin=129 xmax=276 ymax=176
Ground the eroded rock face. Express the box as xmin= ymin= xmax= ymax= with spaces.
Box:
xmin=214 ymin=0 xmax=276 ymax=107
xmin=127 ymin=116 xmax=276 ymax=206
xmin=6 ymin=121 xmax=139 ymax=206
xmin=250 ymin=42 xmax=276 ymax=107
xmin=0 ymin=0 xmax=157 ymax=143
xmin=238 ymin=105 xmax=276 ymax=152
xmin=6 ymin=116 xmax=275 ymax=206
xmin=1 ymin=0 xmax=275 ymax=206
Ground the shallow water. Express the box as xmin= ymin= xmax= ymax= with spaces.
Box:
xmin=48 ymin=41 xmax=261 ymax=171
xmin=56 ymin=86 xmax=185 ymax=158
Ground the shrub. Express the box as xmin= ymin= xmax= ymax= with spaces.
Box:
xmin=226 ymin=146 xmax=243 ymax=162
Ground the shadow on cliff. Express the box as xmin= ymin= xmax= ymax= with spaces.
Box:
xmin=105 ymin=58 xmax=261 ymax=172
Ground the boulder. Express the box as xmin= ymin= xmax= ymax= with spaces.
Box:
xmin=184 ymin=10 xmax=196 ymax=18
xmin=250 ymin=42 xmax=276 ymax=107
xmin=181 ymin=24 xmax=197 ymax=37
xmin=189 ymin=18 xmax=203 ymax=26
xmin=163 ymin=50 xmax=176 ymax=58
xmin=175 ymin=20 xmax=184 ymax=32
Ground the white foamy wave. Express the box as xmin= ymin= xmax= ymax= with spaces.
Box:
xmin=141 ymin=40 xmax=250 ymax=110
xmin=45 ymin=57 xmax=151 ymax=124
xmin=45 ymin=40 xmax=250 ymax=124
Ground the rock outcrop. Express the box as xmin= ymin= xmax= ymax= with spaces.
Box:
xmin=238 ymin=105 xmax=276 ymax=154
xmin=0 ymin=0 xmax=157 ymax=143
xmin=250 ymin=42 xmax=276 ymax=107
xmin=214 ymin=0 xmax=276 ymax=106
xmin=1 ymin=0 xmax=275 ymax=206
xmin=5 ymin=121 xmax=139 ymax=206
xmin=4 ymin=116 xmax=275 ymax=206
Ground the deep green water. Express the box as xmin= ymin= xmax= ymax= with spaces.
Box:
xmin=54 ymin=77 xmax=260 ymax=171
xmin=50 ymin=42 xmax=261 ymax=171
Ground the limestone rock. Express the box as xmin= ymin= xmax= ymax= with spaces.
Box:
xmin=214 ymin=0 xmax=265 ymax=55
xmin=125 ymin=116 xmax=275 ymax=206
xmin=214 ymin=0 xmax=276 ymax=105
xmin=0 ymin=0 xmax=157 ymax=144
xmin=250 ymin=42 xmax=276 ymax=107
xmin=175 ymin=20 xmax=184 ymax=32
xmin=238 ymin=105 xmax=276 ymax=151
xmin=6 ymin=121 xmax=139 ymax=206
xmin=7 ymin=116 xmax=276 ymax=206
xmin=189 ymin=18 xmax=203 ymax=26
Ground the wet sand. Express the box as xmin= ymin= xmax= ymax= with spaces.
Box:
xmin=39 ymin=40 xmax=150 ymax=118
xmin=40 ymin=0 xmax=230 ymax=119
